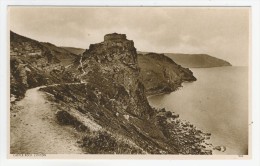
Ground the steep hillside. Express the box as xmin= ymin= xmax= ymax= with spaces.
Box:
xmin=138 ymin=53 xmax=196 ymax=95
xmin=40 ymin=33 xmax=212 ymax=154
xmin=10 ymin=31 xmax=79 ymax=100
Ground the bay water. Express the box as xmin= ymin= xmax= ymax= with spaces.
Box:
xmin=148 ymin=66 xmax=249 ymax=155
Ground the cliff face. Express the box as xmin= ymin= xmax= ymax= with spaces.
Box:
xmin=138 ymin=53 xmax=196 ymax=95
xmin=77 ymin=33 xmax=153 ymax=118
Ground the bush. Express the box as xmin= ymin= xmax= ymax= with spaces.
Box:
xmin=56 ymin=110 xmax=88 ymax=132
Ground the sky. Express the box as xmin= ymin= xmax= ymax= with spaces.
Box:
xmin=9 ymin=7 xmax=250 ymax=66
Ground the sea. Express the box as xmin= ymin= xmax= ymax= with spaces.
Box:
xmin=148 ymin=66 xmax=249 ymax=155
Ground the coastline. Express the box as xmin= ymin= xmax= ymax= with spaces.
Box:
xmin=148 ymin=66 xmax=248 ymax=155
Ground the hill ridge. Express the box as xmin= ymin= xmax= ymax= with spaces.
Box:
xmin=138 ymin=51 xmax=232 ymax=68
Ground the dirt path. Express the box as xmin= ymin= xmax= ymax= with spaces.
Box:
xmin=10 ymin=86 xmax=84 ymax=154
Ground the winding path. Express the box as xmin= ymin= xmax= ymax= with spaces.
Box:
xmin=10 ymin=85 xmax=85 ymax=154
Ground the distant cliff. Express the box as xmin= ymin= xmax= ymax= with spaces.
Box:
xmin=138 ymin=51 xmax=231 ymax=68
xmin=164 ymin=53 xmax=232 ymax=68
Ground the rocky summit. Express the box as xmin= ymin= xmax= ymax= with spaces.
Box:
xmin=77 ymin=33 xmax=153 ymax=118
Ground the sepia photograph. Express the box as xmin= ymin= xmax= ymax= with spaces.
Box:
xmin=8 ymin=6 xmax=250 ymax=158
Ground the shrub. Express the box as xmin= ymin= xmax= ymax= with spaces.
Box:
xmin=56 ymin=110 xmax=88 ymax=132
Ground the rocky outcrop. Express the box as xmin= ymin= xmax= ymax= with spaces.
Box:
xmin=77 ymin=33 xmax=152 ymax=118
xmin=138 ymin=53 xmax=196 ymax=95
